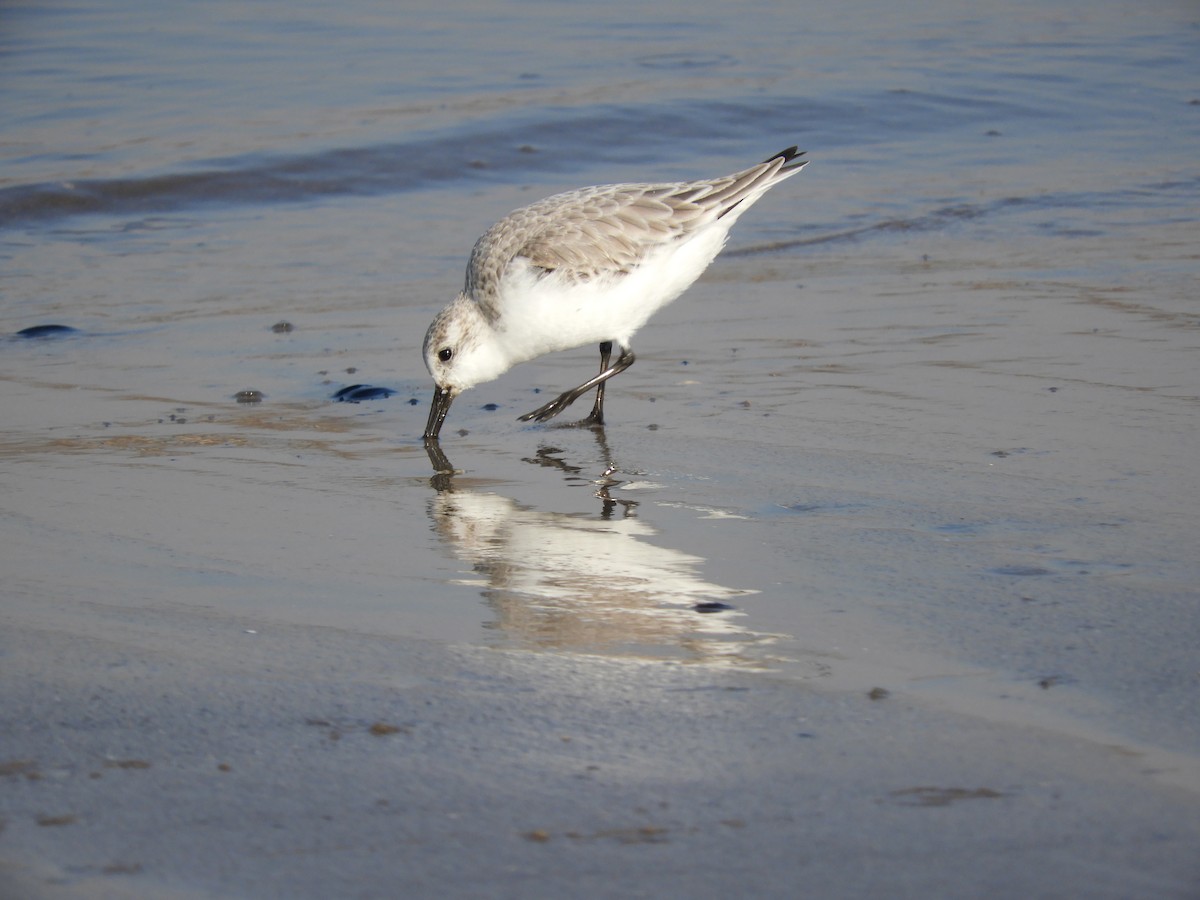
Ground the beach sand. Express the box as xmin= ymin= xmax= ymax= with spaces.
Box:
xmin=3 ymin=223 xmax=1199 ymax=896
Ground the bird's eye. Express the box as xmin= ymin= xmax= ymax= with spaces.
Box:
xmin=438 ymin=347 xmax=453 ymax=362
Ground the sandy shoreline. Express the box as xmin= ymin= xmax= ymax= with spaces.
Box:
xmin=3 ymin=593 xmax=1199 ymax=899
xmin=5 ymin=0 xmax=1200 ymax=894
xmin=4 ymin=230 xmax=1200 ymax=896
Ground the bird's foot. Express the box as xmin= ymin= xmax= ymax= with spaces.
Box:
xmin=518 ymin=389 xmax=584 ymax=423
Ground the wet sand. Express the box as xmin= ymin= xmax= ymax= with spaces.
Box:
xmin=2 ymin=594 xmax=1198 ymax=900
xmin=5 ymin=0 xmax=1200 ymax=892
xmin=3 ymin=212 xmax=1199 ymax=896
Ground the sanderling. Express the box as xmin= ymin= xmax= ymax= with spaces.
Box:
xmin=422 ymin=146 xmax=807 ymax=441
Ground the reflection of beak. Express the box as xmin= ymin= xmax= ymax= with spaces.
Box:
xmin=423 ymin=386 xmax=454 ymax=440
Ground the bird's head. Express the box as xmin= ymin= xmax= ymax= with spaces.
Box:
xmin=422 ymin=294 xmax=507 ymax=440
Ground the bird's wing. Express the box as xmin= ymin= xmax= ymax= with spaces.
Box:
xmin=465 ymin=150 xmax=804 ymax=319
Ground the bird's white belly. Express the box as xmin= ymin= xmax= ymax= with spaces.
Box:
xmin=494 ymin=227 xmax=729 ymax=365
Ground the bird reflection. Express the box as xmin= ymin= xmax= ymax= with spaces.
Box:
xmin=424 ymin=438 xmax=455 ymax=492
xmin=424 ymin=434 xmax=779 ymax=668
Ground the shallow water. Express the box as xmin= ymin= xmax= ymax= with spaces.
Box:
xmin=3 ymin=0 xmax=1200 ymax=862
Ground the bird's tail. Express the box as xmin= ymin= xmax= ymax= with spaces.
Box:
xmin=760 ymin=146 xmax=807 ymax=176
xmin=711 ymin=146 xmax=807 ymax=221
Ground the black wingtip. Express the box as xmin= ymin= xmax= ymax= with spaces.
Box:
xmin=763 ymin=146 xmax=807 ymax=172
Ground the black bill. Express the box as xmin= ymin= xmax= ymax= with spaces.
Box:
xmin=423 ymin=386 xmax=454 ymax=441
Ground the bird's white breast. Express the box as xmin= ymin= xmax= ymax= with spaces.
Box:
xmin=489 ymin=223 xmax=732 ymax=366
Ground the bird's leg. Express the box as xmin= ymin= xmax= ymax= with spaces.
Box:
xmin=518 ymin=344 xmax=636 ymax=424
xmin=582 ymin=341 xmax=613 ymax=426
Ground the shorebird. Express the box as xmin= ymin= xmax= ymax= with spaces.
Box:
xmin=422 ymin=146 xmax=807 ymax=441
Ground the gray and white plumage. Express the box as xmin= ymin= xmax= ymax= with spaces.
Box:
xmin=422 ymin=146 xmax=807 ymax=440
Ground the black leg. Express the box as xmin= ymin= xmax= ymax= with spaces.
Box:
xmin=518 ymin=343 xmax=636 ymax=424
xmin=583 ymin=341 xmax=613 ymax=426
